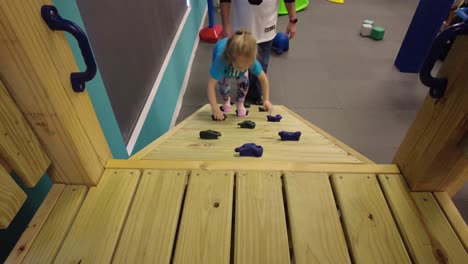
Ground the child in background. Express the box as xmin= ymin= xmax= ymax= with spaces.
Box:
xmin=208 ymin=29 xmax=273 ymax=120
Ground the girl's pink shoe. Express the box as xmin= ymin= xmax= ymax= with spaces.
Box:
xmin=236 ymin=102 xmax=249 ymax=117
xmin=220 ymin=99 xmax=231 ymax=112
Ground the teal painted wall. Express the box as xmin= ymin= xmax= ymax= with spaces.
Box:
xmin=133 ymin=0 xmax=206 ymax=154
xmin=0 ymin=0 xmax=204 ymax=260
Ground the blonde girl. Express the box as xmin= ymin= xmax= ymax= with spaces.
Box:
xmin=208 ymin=29 xmax=273 ymax=120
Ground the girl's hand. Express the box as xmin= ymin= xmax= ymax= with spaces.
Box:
xmin=212 ymin=109 xmax=226 ymax=121
xmin=263 ymin=100 xmax=273 ymax=113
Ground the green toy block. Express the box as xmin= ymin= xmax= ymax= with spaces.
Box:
xmin=363 ymin=19 xmax=375 ymax=26
xmin=371 ymin=27 xmax=385 ymax=40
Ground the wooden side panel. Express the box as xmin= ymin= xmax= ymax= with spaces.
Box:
xmin=331 ymin=174 xmax=410 ymax=264
xmin=54 ymin=169 xmax=140 ymax=263
xmin=0 ymin=165 xmax=26 ymax=228
xmin=174 ymin=170 xmax=234 ymax=264
xmin=284 ymin=172 xmax=351 ymax=264
xmin=114 ymin=170 xmax=187 ymax=264
xmin=394 ymin=36 xmax=468 ymax=195
xmin=378 ymin=174 xmax=445 ymax=264
xmin=5 ymin=184 xmax=65 ymax=264
xmin=0 ymin=0 xmax=111 ymax=185
xmin=235 ymin=171 xmax=290 ymax=264
xmin=434 ymin=192 xmax=468 ymax=251
xmin=0 ymin=80 xmax=50 ymax=187
xmin=411 ymin=192 xmax=468 ymax=263
xmin=24 ymin=186 xmax=87 ymax=264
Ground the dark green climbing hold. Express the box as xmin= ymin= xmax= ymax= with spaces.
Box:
xmin=244 ymin=102 xmax=251 ymax=108
xmin=258 ymin=106 xmax=266 ymax=112
xmin=199 ymin=130 xmax=221 ymax=139
xmin=238 ymin=120 xmax=256 ymax=129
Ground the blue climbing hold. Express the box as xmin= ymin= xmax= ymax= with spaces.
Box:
xmin=235 ymin=143 xmax=263 ymax=157
xmin=279 ymin=131 xmax=301 ymax=141
xmin=267 ymin=114 xmax=283 ymax=122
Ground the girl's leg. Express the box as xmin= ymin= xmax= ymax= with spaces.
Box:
xmin=218 ymin=77 xmax=231 ymax=112
xmin=235 ymin=71 xmax=249 ymax=116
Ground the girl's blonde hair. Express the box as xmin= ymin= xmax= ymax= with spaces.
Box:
xmin=224 ymin=29 xmax=257 ymax=64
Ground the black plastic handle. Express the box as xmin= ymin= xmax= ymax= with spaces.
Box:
xmin=419 ymin=11 xmax=468 ymax=99
xmin=41 ymin=5 xmax=96 ymax=92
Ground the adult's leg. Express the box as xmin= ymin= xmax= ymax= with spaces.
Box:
xmin=247 ymin=40 xmax=274 ymax=104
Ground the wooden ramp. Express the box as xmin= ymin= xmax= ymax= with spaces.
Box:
xmin=130 ymin=105 xmax=372 ymax=164
xmin=7 ymin=105 xmax=468 ymax=263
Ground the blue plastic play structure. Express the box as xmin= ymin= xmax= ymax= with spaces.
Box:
xmin=272 ymin=32 xmax=289 ymax=55
xmin=394 ymin=0 xmax=454 ymax=72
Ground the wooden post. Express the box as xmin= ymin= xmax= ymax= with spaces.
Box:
xmin=0 ymin=80 xmax=50 ymax=187
xmin=394 ymin=36 xmax=468 ymax=196
xmin=0 ymin=1 xmax=112 ymax=185
xmin=0 ymin=165 xmax=27 ymax=229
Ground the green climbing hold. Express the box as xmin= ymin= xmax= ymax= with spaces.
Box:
xmin=238 ymin=120 xmax=256 ymax=129
xmin=199 ymin=130 xmax=221 ymax=139
xmin=279 ymin=0 xmax=309 ymax=15
xmin=371 ymin=27 xmax=385 ymax=40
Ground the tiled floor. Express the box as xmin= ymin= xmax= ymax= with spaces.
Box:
xmin=177 ymin=0 xmax=467 ymax=220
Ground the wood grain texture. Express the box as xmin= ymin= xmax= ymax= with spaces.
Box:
xmin=411 ymin=192 xmax=468 ymax=263
xmin=284 ymin=172 xmax=350 ymax=264
xmin=394 ymin=36 xmax=468 ymax=195
xmin=130 ymin=106 xmax=208 ymax=160
xmin=54 ymin=169 xmax=140 ymax=263
xmin=282 ymin=105 xmax=374 ymax=163
xmin=106 ymin=159 xmax=400 ymax=173
xmin=434 ymin=192 xmax=468 ymax=251
xmin=144 ymin=149 xmax=361 ymax=163
xmin=235 ymin=171 xmax=290 ymax=264
xmin=24 ymin=185 xmax=87 ymax=264
xmin=0 ymin=80 xmax=50 ymax=187
xmin=0 ymin=156 xmax=12 ymax=174
xmin=114 ymin=170 xmax=188 ymax=264
xmin=0 ymin=164 xmax=27 ymax=228
xmin=135 ymin=104 xmax=365 ymax=164
xmin=173 ymin=170 xmax=234 ymax=264
xmin=331 ymin=173 xmax=410 ymax=264
xmin=6 ymin=184 xmax=65 ymax=264
xmin=0 ymin=0 xmax=111 ymax=185
xmin=378 ymin=174 xmax=448 ymax=264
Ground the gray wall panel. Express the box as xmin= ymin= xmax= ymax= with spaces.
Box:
xmin=77 ymin=0 xmax=187 ymax=142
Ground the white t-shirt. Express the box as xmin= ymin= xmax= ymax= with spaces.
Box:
xmin=231 ymin=0 xmax=279 ymax=43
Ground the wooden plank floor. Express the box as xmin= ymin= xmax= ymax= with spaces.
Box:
xmin=13 ymin=167 xmax=468 ymax=264
xmin=130 ymin=105 xmax=370 ymax=164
